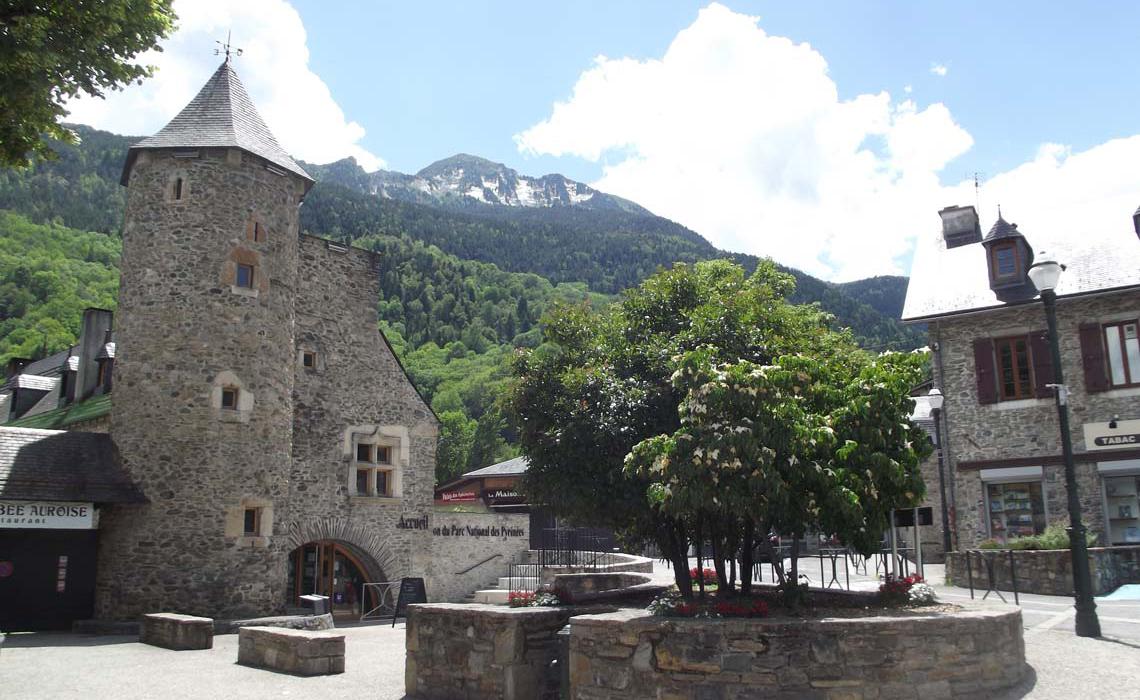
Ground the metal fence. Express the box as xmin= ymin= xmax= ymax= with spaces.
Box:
xmin=964 ymin=548 xmax=1020 ymax=604
xmin=536 ymin=528 xmax=615 ymax=569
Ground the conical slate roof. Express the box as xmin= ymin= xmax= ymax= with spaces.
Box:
xmin=120 ymin=60 xmax=312 ymax=186
xmin=983 ymin=215 xmax=1021 ymax=242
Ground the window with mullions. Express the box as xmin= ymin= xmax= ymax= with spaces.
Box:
xmin=995 ymin=336 xmax=1033 ymax=400
xmin=990 ymin=241 xmax=1019 ymax=282
xmin=1104 ymin=320 xmax=1140 ymax=388
xmin=353 ymin=443 xmax=394 ymax=497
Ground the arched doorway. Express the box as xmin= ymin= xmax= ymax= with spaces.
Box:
xmin=287 ymin=541 xmax=382 ymax=620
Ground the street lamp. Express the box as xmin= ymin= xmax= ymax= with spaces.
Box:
xmin=927 ymin=388 xmax=953 ymax=555
xmin=1027 ymin=252 xmax=1101 ymax=638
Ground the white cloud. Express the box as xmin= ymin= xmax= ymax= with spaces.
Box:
xmin=930 ymin=63 xmax=948 ymax=77
xmin=516 ymin=3 xmax=1139 ymax=281
xmin=64 ymin=0 xmax=383 ymax=171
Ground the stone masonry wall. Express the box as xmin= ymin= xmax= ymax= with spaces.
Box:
xmin=427 ymin=511 xmax=530 ymax=602
xmin=570 ymin=607 xmax=1026 ymax=700
xmin=289 ymin=234 xmax=438 ymax=585
xmin=931 ymin=293 xmax=1140 ymax=550
xmin=100 ymin=148 xmax=306 ymax=620
xmin=946 ymin=545 xmax=1140 ymax=596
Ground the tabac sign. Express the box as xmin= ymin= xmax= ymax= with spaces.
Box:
xmin=1084 ymin=419 xmax=1140 ymax=451
xmin=0 ymin=501 xmax=96 ymax=529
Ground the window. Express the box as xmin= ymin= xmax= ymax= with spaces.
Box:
xmin=995 ymin=336 xmax=1033 ymax=400
xmin=252 ymin=220 xmax=266 ymax=243
xmin=235 ymin=263 xmax=254 ymax=289
xmin=243 ymin=507 xmax=261 ymax=536
xmin=356 ymin=443 xmax=373 ymax=462
xmin=353 ymin=441 xmax=394 ymax=496
xmin=1105 ymin=475 xmax=1140 ymax=545
xmin=1104 ymin=321 xmax=1140 ymax=388
xmin=375 ymin=445 xmax=391 ymax=464
xmin=221 ymin=387 xmax=239 ymax=410
xmin=989 ymin=241 xmax=1019 ymax=281
xmin=173 ymin=177 xmax=184 ymax=201
xmin=302 ymin=351 xmax=316 ymax=369
xmin=986 ymin=481 xmax=1046 ymax=542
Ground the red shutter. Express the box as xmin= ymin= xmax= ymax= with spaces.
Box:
xmin=1079 ymin=322 xmax=1110 ymax=393
xmin=1029 ymin=330 xmax=1055 ymax=398
xmin=973 ymin=338 xmax=998 ymax=405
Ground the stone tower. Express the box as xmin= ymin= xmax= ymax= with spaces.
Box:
xmin=98 ymin=59 xmax=314 ymax=619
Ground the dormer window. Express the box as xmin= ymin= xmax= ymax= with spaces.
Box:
xmin=990 ymin=241 xmax=1019 ymax=281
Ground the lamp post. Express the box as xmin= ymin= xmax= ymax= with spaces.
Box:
xmin=927 ymin=388 xmax=953 ymax=555
xmin=1027 ymin=253 xmax=1101 ymax=638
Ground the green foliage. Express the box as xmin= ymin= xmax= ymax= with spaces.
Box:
xmin=509 ymin=261 xmax=931 ymax=598
xmin=0 ymin=210 xmax=119 ymax=360
xmin=0 ymin=1 xmax=175 ymax=166
xmin=1005 ymin=523 xmax=1096 ymax=550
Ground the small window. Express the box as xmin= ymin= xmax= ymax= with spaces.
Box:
xmin=356 ymin=443 xmax=372 ymax=463
xmin=221 ymin=387 xmax=239 ymax=410
xmin=1104 ymin=321 xmax=1140 ymax=388
xmin=302 ymin=351 xmax=316 ymax=369
xmin=995 ymin=336 xmax=1033 ymax=400
xmin=375 ymin=470 xmax=390 ymax=497
xmin=173 ymin=177 xmax=184 ymax=201
xmin=990 ymin=242 xmax=1019 ymax=281
xmin=236 ymin=263 xmax=254 ymax=289
xmin=243 ymin=507 xmax=261 ymax=536
xmin=356 ymin=468 xmax=370 ymax=495
xmin=375 ymin=445 xmax=391 ymax=464
xmin=253 ymin=221 xmax=266 ymax=243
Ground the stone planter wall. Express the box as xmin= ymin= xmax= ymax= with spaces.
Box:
xmin=569 ymin=607 xmax=1026 ymax=700
xmin=946 ymin=545 xmax=1140 ymax=596
xmin=405 ymin=603 xmax=572 ymax=699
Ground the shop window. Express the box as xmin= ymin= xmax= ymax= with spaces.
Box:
xmin=1105 ymin=475 xmax=1140 ymax=545
xmin=221 ymin=386 xmax=239 ymax=410
xmin=986 ymin=481 xmax=1046 ymax=542
xmin=235 ymin=263 xmax=255 ymax=289
xmin=1104 ymin=321 xmax=1140 ymax=388
xmin=243 ymin=507 xmax=262 ymax=536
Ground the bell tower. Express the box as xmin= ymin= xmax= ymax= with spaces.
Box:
xmin=98 ymin=58 xmax=314 ymax=619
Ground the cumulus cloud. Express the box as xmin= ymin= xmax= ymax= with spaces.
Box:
xmin=930 ymin=63 xmax=949 ymax=77
xmin=64 ymin=0 xmax=383 ymax=171
xmin=516 ymin=3 xmax=1138 ymax=281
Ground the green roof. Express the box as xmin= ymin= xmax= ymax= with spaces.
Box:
xmin=7 ymin=393 xmax=112 ymax=429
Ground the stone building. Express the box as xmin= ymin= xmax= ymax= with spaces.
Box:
xmin=1 ymin=59 xmax=454 ymax=627
xmin=902 ymin=204 xmax=1140 ymax=551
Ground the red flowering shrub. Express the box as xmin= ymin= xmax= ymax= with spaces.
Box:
xmin=712 ymin=599 xmax=770 ymax=618
xmin=879 ymin=574 xmax=923 ymax=604
xmin=508 ymin=591 xmax=536 ymax=608
xmin=688 ymin=567 xmax=718 ymax=585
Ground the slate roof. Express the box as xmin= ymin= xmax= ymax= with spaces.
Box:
xmin=0 ymin=426 xmax=144 ymax=503
xmin=7 ymin=394 xmax=112 ymax=430
xmin=96 ymin=342 xmax=115 ymax=361
xmin=463 ymin=455 xmax=530 ymax=478
xmin=902 ymin=212 xmax=1140 ymax=322
xmin=0 ymin=349 xmax=69 ymax=391
xmin=120 ymin=60 xmax=312 ymax=186
xmin=6 ymin=374 xmax=57 ymax=391
xmin=982 ymin=216 xmax=1021 ymax=242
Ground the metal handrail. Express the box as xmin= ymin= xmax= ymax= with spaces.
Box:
xmin=454 ymin=553 xmax=502 ymax=576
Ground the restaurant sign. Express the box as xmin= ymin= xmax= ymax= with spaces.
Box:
xmin=483 ymin=488 xmax=526 ymax=506
xmin=0 ymin=500 xmax=96 ymax=529
xmin=1084 ymin=419 xmax=1140 ymax=451
xmin=438 ymin=489 xmax=479 ymax=503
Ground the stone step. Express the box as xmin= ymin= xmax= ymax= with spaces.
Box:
xmin=472 ymin=589 xmax=510 ymax=605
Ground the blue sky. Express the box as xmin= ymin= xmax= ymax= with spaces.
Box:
xmin=68 ymin=1 xmax=1140 ymax=281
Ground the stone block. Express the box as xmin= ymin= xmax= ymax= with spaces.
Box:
xmin=139 ymin=613 xmax=214 ymax=650
xmin=237 ymin=626 xmax=344 ymax=676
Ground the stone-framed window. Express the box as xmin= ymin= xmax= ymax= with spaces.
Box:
xmin=225 ymin=497 xmax=273 ymax=545
xmin=211 ymin=371 xmax=254 ymax=423
xmin=223 ymin=247 xmax=267 ymax=298
xmin=344 ymin=425 xmax=407 ymax=500
xmin=247 ymin=217 xmax=268 ymax=243
xmin=236 ymin=263 xmax=255 ymax=289
xmin=165 ymin=171 xmax=190 ymax=203
xmin=243 ymin=507 xmax=262 ymax=535
xmin=221 ymin=386 xmax=239 ymax=410
xmin=302 ymin=350 xmax=317 ymax=370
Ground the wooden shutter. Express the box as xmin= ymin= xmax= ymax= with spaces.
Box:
xmin=1029 ymin=330 xmax=1055 ymax=398
xmin=1079 ymin=322 xmax=1110 ymax=393
xmin=973 ymin=338 xmax=998 ymax=405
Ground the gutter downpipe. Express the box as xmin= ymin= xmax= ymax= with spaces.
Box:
xmin=932 ymin=322 xmax=958 ymax=552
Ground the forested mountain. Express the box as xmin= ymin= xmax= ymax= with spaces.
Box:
xmin=0 ymin=124 xmax=925 ymax=480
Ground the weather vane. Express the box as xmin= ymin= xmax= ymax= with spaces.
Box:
xmin=215 ymin=30 xmax=243 ymax=62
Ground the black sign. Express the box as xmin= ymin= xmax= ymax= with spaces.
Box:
xmin=893 ymin=507 xmax=934 ymax=528
xmin=1095 ymin=434 xmax=1139 ymax=447
xmin=391 ymin=576 xmax=427 ymax=627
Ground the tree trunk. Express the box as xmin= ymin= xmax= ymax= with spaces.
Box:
xmin=789 ymin=532 xmax=801 ymax=587
xmin=694 ymin=519 xmax=706 ymax=598
xmin=740 ymin=519 xmax=754 ymax=595
xmin=665 ymin=520 xmax=693 ymax=599
xmin=710 ymin=522 xmax=729 ymax=594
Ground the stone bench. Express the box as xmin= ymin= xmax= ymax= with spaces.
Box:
xmin=140 ymin=613 xmax=214 ymax=650
xmin=237 ymin=626 xmax=345 ymax=676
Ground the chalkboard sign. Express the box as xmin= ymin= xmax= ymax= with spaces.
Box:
xmin=893 ymin=507 xmax=934 ymax=528
xmin=391 ymin=577 xmax=427 ymax=627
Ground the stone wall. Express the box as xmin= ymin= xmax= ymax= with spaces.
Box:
xmin=946 ymin=545 xmax=1140 ymax=596
xmin=569 ymin=607 xmax=1026 ymax=699
xmin=427 ymin=511 xmax=530 ymax=602
xmin=405 ymin=603 xmax=570 ymax=699
xmin=930 ymin=293 xmax=1140 ymax=551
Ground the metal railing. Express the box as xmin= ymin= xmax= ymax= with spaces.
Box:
xmin=455 ymin=553 xmax=502 ymax=576
xmin=964 ymin=548 xmax=1020 ymax=604
xmin=360 ymin=581 xmax=401 ymax=621
xmin=536 ymin=528 xmax=615 ymax=570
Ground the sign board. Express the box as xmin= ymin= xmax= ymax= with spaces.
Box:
xmin=1084 ymin=419 xmax=1140 ymax=451
xmin=483 ymin=488 xmax=526 ymax=506
xmin=893 ymin=507 xmax=934 ymax=528
xmin=438 ymin=489 xmax=478 ymax=503
xmin=391 ymin=576 xmax=427 ymax=627
xmin=0 ymin=501 xmax=95 ymax=529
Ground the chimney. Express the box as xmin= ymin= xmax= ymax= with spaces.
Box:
xmin=75 ymin=308 xmax=114 ymax=401
xmin=939 ymin=205 xmax=983 ymax=248
xmin=5 ymin=357 xmax=30 ymax=379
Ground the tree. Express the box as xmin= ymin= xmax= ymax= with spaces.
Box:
xmin=0 ymin=1 xmax=176 ymax=166
xmin=508 ymin=260 xmax=931 ymax=598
